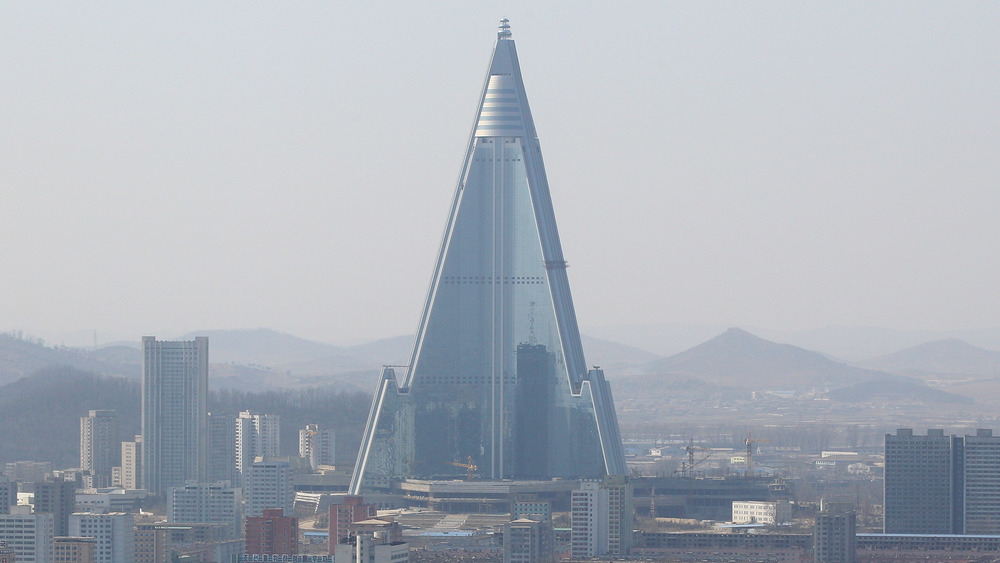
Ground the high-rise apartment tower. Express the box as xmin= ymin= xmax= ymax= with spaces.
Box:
xmin=300 ymin=424 xmax=336 ymax=471
xmin=141 ymin=336 xmax=209 ymax=496
xmin=350 ymin=19 xmax=626 ymax=493
xmin=80 ymin=410 xmax=119 ymax=488
xmin=33 ymin=478 xmax=76 ymax=537
xmin=244 ymin=459 xmax=294 ymax=518
xmin=68 ymin=512 xmax=135 ymax=563
xmin=167 ymin=480 xmax=244 ymax=540
xmin=207 ymin=412 xmax=238 ymax=484
xmin=120 ymin=435 xmax=142 ymax=490
xmin=884 ymin=428 xmax=1000 ymax=534
xmin=0 ymin=509 xmax=54 ymax=563
xmin=235 ymin=411 xmax=280 ymax=487
xmin=570 ymin=476 xmax=633 ymax=558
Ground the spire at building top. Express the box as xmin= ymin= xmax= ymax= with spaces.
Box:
xmin=498 ymin=18 xmax=512 ymax=39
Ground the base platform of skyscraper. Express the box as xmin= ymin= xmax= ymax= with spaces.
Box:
xmin=392 ymin=479 xmax=582 ymax=514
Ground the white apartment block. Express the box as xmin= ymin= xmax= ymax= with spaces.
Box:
xmin=167 ymin=481 xmax=243 ymax=540
xmin=68 ymin=512 xmax=134 ymax=563
xmin=571 ymin=476 xmax=633 ymax=558
xmin=299 ymin=424 xmax=336 ymax=471
xmin=504 ymin=518 xmax=553 ymax=563
xmin=80 ymin=410 xmax=119 ymax=488
xmin=732 ymin=500 xmax=792 ymax=525
xmin=0 ymin=509 xmax=55 ymax=563
xmin=120 ymin=436 xmax=142 ymax=490
xmin=333 ymin=532 xmax=409 ymax=563
xmin=236 ymin=411 xmax=280 ymax=486
xmin=245 ymin=460 xmax=293 ymax=518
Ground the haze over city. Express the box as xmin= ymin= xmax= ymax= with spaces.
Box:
xmin=2 ymin=2 xmax=998 ymax=348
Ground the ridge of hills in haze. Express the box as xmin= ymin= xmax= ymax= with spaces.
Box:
xmin=0 ymin=329 xmax=658 ymax=390
xmin=858 ymin=338 xmax=1000 ymax=379
xmin=0 ymin=333 xmax=140 ymax=384
xmin=628 ymin=327 xmax=977 ymax=407
xmin=642 ymin=327 xmax=884 ymax=390
xmin=3 ymin=326 xmax=998 ymax=404
xmin=585 ymin=323 xmax=1000 ymax=360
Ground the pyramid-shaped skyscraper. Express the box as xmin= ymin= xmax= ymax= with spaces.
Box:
xmin=350 ymin=20 xmax=626 ymax=493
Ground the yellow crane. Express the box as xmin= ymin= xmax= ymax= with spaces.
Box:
xmin=448 ymin=456 xmax=478 ymax=481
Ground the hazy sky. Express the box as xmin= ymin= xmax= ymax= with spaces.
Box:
xmin=2 ymin=2 xmax=998 ymax=347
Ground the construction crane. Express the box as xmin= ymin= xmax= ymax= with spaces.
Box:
xmin=744 ymin=431 xmax=771 ymax=474
xmin=678 ymin=438 xmax=715 ymax=477
xmin=448 ymin=456 xmax=478 ymax=481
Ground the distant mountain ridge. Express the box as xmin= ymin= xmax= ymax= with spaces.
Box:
xmin=0 ymin=333 xmax=140 ymax=385
xmin=857 ymin=339 xmax=1000 ymax=379
xmin=617 ymin=327 xmax=976 ymax=407
xmin=0 ymin=328 xmax=658 ymax=390
xmin=175 ymin=328 xmax=347 ymax=365
xmin=643 ymin=327 xmax=884 ymax=390
xmin=6 ymin=325 xmax=1000 ymax=403
xmin=584 ymin=322 xmax=1000 ymax=360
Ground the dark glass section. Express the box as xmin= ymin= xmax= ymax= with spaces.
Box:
xmin=514 ymin=343 xmax=553 ymax=478
xmin=953 ymin=435 xmax=965 ymax=534
xmin=411 ymin=386 xmax=485 ymax=478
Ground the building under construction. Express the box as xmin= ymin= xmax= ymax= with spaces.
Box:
xmin=633 ymin=476 xmax=792 ymax=521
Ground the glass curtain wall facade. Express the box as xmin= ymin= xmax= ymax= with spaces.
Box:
xmin=350 ymin=21 xmax=626 ymax=492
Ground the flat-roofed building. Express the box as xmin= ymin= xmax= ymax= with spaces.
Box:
xmin=329 ymin=496 xmax=377 ymax=549
xmin=570 ymin=476 xmax=632 ymax=558
xmin=207 ymin=413 xmax=237 ymax=485
xmin=54 ymin=536 xmax=96 ymax=563
xmin=244 ymin=508 xmax=297 ymax=556
xmin=236 ymin=412 xmax=279 ymax=488
xmin=0 ymin=476 xmax=14 ymax=514
xmin=333 ymin=520 xmax=408 ymax=563
xmin=504 ymin=518 xmax=553 ymax=563
xmin=732 ymin=500 xmax=792 ymax=524
xmin=245 ymin=459 xmax=293 ymax=518
xmin=166 ymin=481 xmax=242 ymax=539
xmin=33 ymin=480 xmax=76 ymax=537
xmin=815 ymin=504 xmax=856 ymax=563
xmin=633 ymin=531 xmax=810 ymax=563
xmin=858 ymin=533 xmax=1000 ymax=556
xmin=0 ymin=509 xmax=54 ymax=563
xmin=142 ymin=337 xmax=208 ymax=496
xmin=885 ymin=428 xmax=1000 ymax=534
xmin=79 ymin=411 xmax=119 ymax=489
xmin=67 ymin=513 xmax=133 ymax=563
xmin=134 ymin=521 xmax=231 ymax=563
xmin=119 ymin=436 xmax=141 ymax=491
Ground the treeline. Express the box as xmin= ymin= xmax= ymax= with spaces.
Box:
xmin=0 ymin=365 xmax=372 ymax=470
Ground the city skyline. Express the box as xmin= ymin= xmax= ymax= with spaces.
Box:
xmin=2 ymin=4 xmax=998 ymax=346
